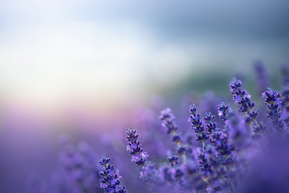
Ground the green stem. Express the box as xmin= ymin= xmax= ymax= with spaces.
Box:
xmin=231 ymin=181 xmax=237 ymax=193
xmin=254 ymin=119 xmax=259 ymax=127
xmin=177 ymin=141 xmax=187 ymax=164
xmin=182 ymin=154 xmax=186 ymax=163
xmin=250 ymin=124 xmax=262 ymax=148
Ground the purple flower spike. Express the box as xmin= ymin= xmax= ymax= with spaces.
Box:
xmin=160 ymin=108 xmax=188 ymax=157
xmin=253 ymin=122 xmax=267 ymax=135
xmin=189 ymin=104 xmax=209 ymax=143
xmin=99 ymin=155 xmax=126 ymax=193
xmin=263 ymin=88 xmax=284 ymax=132
xmin=167 ymin=154 xmax=179 ymax=167
xmin=159 ymin=108 xmax=178 ymax=134
xmin=126 ymin=128 xmax=149 ymax=167
xmin=229 ymin=78 xmax=264 ymax=141
xmin=218 ymin=102 xmax=230 ymax=121
xmin=230 ymin=79 xmax=254 ymax=113
xmin=282 ymin=86 xmax=289 ymax=112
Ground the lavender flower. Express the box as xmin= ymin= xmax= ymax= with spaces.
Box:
xmin=230 ymin=79 xmax=254 ymax=113
xmin=158 ymin=164 xmax=174 ymax=183
xmin=188 ymin=105 xmax=221 ymax=188
xmin=126 ymin=128 xmax=149 ymax=167
xmin=58 ymin=135 xmax=95 ymax=193
xmin=189 ymin=104 xmax=209 ymax=144
xmin=167 ymin=154 xmax=179 ymax=167
xmin=254 ymin=61 xmax=270 ymax=94
xmin=262 ymin=88 xmax=284 ymax=132
xmin=197 ymin=147 xmax=212 ymax=176
xmin=159 ymin=108 xmax=187 ymax=156
xmin=204 ymin=112 xmax=217 ymax=135
xmin=230 ymin=79 xmax=264 ymax=140
xmin=125 ymin=127 xmax=164 ymax=192
xmin=159 ymin=108 xmax=181 ymax=144
xmin=99 ymin=155 xmax=126 ymax=193
xmin=159 ymin=108 xmax=178 ymax=135
xmin=166 ymin=154 xmax=184 ymax=181
xmin=282 ymin=85 xmax=289 ymax=113
xmin=252 ymin=122 xmax=266 ymax=135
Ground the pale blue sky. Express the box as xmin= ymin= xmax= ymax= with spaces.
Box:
xmin=0 ymin=0 xmax=288 ymax=108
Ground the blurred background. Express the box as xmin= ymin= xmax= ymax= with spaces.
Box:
xmin=0 ymin=1 xmax=289 ymax=192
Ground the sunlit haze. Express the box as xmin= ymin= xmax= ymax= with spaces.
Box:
xmin=0 ymin=0 xmax=289 ymax=123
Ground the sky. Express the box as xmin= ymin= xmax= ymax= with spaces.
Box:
xmin=0 ymin=0 xmax=289 ymax=113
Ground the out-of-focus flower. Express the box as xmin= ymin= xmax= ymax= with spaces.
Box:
xmin=254 ymin=61 xmax=270 ymax=94
xmin=263 ymin=88 xmax=284 ymax=132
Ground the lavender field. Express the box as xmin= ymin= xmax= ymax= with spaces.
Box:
xmin=1 ymin=1 xmax=289 ymax=193
xmin=1 ymin=63 xmax=289 ymax=193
